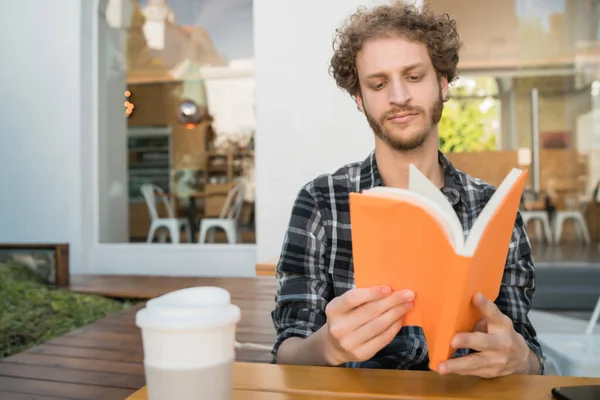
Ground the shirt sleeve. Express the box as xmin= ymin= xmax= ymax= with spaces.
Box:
xmin=496 ymin=210 xmax=545 ymax=374
xmin=270 ymin=184 xmax=334 ymax=363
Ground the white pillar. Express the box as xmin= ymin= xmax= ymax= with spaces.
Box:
xmin=0 ymin=0 xmax=84 ymax=269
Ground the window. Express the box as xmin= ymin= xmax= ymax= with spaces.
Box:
xmin=98 ymin=0 xmax=256 ymax=246
xmin=89 ymin=0 xmax=257 ymax=276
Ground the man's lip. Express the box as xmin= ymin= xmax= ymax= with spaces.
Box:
xmin=388 ymin=112 xmax=417 ymax=120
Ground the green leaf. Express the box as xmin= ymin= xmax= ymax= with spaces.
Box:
xmin=439 ymin=89 xmax=498 ymax=153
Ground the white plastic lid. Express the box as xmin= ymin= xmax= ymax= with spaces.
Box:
xmin=135 ymin=287 xmax=241 ymax=331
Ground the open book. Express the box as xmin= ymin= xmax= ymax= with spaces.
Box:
xmin=349 ymin=165 xmax=528 ymax=372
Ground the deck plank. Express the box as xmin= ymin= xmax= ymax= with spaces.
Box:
xmin=0 ymin=391 xmax=70 ymax=400
xmin=28 ymin=344 xmax=140 ymax=362
xmin=68 ymin=274 xmax=278 ymax=299
xmin=0 ymin=362 xmax=145 ymax=389
xmin=0 ymin=376 xmax=134 ymax=400
xmin=5 ymin=353 xmax=145 ymax=375
xmin=0 ymin=276 xmax=278 ymax=397
xmin=46 ymin=335 xmax=140 ymax=351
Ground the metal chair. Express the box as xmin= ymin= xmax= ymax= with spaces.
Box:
xmin=198 ymin=182 xmax=245 ymax=244
xmin=141 ymin=184 xmax=191 ymax=244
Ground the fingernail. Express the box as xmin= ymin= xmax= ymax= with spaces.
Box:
xmin=380 ymin=286 xmax=391 ymax=295
xmin=403 ymin=290 xmax=414 ymax=301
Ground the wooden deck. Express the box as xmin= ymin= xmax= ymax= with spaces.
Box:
xmin=0 ymin=277 xmax=277 ymax=399
xmin=67 ymin=274 xmax=277 ymax=299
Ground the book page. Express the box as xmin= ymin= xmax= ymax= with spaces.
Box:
xmin=408 ymin=164 xmax=464 ymax=246
xmin=463 ymin=168 xmax=525 ymax=256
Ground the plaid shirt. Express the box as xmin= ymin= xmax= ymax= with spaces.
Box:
xmin=271 ymin=150 xmax=544 ymax=373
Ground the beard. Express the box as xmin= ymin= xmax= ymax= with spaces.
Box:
xmin=364 ymin=89 xmax=444 ymax=152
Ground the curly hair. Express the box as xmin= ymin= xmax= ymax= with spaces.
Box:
xmin=330 ymin=1 xmax=461 ymax=98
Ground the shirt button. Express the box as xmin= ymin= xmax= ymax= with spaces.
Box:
xmin=416 ymin=347 xmax=423 ymax=356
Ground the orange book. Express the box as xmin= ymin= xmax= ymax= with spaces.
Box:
xmin=349 ymin=165 xmax=528 ymax=372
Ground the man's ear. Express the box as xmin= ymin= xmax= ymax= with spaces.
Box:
xmin=440 ymin=76 xmax=449 ymax=101
xmin=355 ymin=90 xmax=364 ymax=112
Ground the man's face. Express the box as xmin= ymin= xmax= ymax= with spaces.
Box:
xmin=355 ymin=35 xmax=448 ymax=152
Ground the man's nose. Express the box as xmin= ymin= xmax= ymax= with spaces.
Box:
xmin=389 ymin=79 xmax=411 ymax=105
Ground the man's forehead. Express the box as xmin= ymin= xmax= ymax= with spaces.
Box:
xmin=356 ymin=37 xmax=430 ymax=75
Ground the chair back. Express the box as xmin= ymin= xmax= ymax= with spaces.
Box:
xmin=219 ymin=182 xmax=245 ymax=220
xmin=521 ymin=188 xmax=548 ymax=212
xmin=140 ymin=184 xmax=175 ymax=220
xmin=546 ymin=177 xmax=589 ymax=212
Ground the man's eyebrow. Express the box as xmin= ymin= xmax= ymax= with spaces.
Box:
xmin=365 ymin=72 xmax=388 ymax=80
xmin=403 ymin=62 xmax=426 ymax=72
xmin=365 ymin=63 xmax=426 ymax=79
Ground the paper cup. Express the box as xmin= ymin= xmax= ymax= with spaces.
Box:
xmin=136 ymin=287 xmax=240 ymax=400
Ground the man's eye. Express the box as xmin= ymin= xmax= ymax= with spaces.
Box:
xmin=408 ymin=75 xmax=422 ymax=82
xmin=372 ymin=82 xmax=385 ymax=90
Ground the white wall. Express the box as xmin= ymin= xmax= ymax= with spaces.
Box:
xmin=0 ymin=0 xmax=84 ymax=271
xmin=254 ymin=0 xmax=384 ymax=261
xmin=98 ymin=13 xmax=130 ymax=243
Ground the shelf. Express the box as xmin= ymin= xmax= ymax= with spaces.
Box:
xmin=205 ymin=148 xmax=253 ymax=185
xmin=129 ymin=162 xmax=171 ymax=168
xmin=207 ymin=149 xmax=254 ymax=157
xmin=127 ymin=126 xmax=172 ymax=199
xmin=129 ymin=146 xmax=170 ymax=153
xmin=128 ymin=126 xmax=172 ymax=138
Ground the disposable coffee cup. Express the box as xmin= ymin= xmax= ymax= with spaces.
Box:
xmin=136 ymin=287 xmax=241 ymax=400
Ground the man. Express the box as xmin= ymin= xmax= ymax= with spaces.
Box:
xmin=270 ymin=1 xmax=544 ymax=378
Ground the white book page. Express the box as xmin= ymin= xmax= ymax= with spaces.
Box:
xmin=408 ymin=164 xmax=464 ymax=248
xmin=362 ymin=187 xmax=463 ymax=252
xmin=462 ymin=168 xmax=523 ymax=256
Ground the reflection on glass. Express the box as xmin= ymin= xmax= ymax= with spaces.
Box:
xmin=425 ymin=0 xmax=600 ymax=264
xmin=440 ymin=76 xmax=499 ymax=153
xmin=99 ymin=0 xmax=256 ymax=245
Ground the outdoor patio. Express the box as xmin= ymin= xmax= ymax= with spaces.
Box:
xmin=0 ymin=276 xmax=277 ymax=399
xmin=1 ymin=267 xmax=600 ymax=399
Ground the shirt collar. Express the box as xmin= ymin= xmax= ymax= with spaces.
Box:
xmin=360 ymin=151 xmax=384 ymax=189
xmin=438 ymin=152 xmax=464 ymax=206
xmin=360 ymin=150 xmax=465 ymax=206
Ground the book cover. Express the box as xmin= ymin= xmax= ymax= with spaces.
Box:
xmin=349 ymin=165 xmax=528 ymax=371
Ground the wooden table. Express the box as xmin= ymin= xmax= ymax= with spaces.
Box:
xmin=128 ymin=388 xmax=388 ymax=399
xmin=127 ymin=362 xmax=600 ymax=399
xmin=133 ymin=391 xmax=377 ymax=400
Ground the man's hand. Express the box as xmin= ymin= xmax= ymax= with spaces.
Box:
xmin=437 ymin=292 xmax=536 ymax=378
xmin=322 ymin=285 xmax=414 ymax=366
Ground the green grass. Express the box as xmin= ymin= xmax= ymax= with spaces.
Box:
xmin=0 ymin=263 xmax=134 ymax=359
